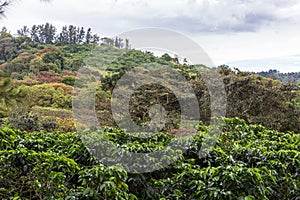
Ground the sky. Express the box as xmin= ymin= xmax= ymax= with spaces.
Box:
xmin=1 ymin=0 xmax=300 ymax=72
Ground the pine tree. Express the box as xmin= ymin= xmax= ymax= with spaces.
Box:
xmin=125 ymin=39 xmax=130 ymax=49
xmin=17 ymin=26 xmax=30 ymax=37
xmin=30 ymin=25 xmax=40 ymax=43
xmin=78 ymin=27 xmax=85 ymax=44
xmin=44 ymin=23 xmax=56 ymax=44
xmin=68 ymin=25 xmax=76 ymax=44
xmin=85 ymin=28 xmax=92 ymax=44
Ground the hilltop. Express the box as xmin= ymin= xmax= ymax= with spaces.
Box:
xmin=0 ymin=23 xmax=299 ymax=133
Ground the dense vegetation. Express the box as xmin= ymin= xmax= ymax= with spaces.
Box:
xmin=253 ymin=69 xmax=300 ymax=85
xmin=1 ymin=23 xmax=299 ymax=132
xmin=0 ymin=118 xmax=299 ymax=199
xmin=0 ymin=24 xmax=299 ymax=199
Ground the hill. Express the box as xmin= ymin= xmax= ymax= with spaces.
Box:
xmin=0 ymin=23 xmax=299 ymax=200
xmin=0 ymin=23 xmax=299 ymax=133
xmin=253 ymin=69 xmax=300 ymax=84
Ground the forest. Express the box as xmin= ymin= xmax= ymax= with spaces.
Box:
xmin=253 ymin=69 xmax=300 ymax=85
xmin=0 ymin=23 xmax=299 ymax=199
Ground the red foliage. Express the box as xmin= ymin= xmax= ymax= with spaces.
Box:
xmin=34 ymin=71 xmax=62 ymax=83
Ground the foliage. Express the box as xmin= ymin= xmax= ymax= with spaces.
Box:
xmin=221 ymin=68 xmax=299 ymax=132
xmin=34 ymin=70 xmax=62 ymax=83
xmin=254 ymin=69 xmax=300 ymax=85
xmin=99 ymin=57 xmax=299 ymax=132
xmin=0 ymin=1 xmax=9 ymax=16
xmin=55 ymin=117 xmax=79 ymax=133
xmin=62 ymin=76 xmax=76 ymax=86
xmin=0 ymin=77 xmax=25 ymax=117
xmin=1 ymin=24 xmax=298 ymax=132
xmin=8 ymin=108 xmax=86 ymax=132
xmin=0 ymin=24 xmax=299 ymax=199
xmin=9 ymin=109 xmax=39 ymax=132
xmin=0 ymin=118 xmax=299 ymax=199
xmin=18 ymin=83 xmax=72 ymax=109
xmin=40 ymin=116 xmax=57 ymax=132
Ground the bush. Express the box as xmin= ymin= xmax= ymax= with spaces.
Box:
xmin=9 ymin=109 xmax=39 ymax=132
xmin=34 ymin=70 xmax=62 ymax=83
xmin=62 ymin=76 xmax=76 ymax=86
xmin=0 ymin=118 xmax=299 ymax=199
xmin=40 ymin=116 xmax=57 ymax=132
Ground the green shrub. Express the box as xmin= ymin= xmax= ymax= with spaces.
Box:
xmin=0 ymin=118 xmax=299 ymax=199
xmin=9 ymin=109 xmax=39 ymax=132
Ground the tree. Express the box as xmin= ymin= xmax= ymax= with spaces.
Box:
xmin=0 ymin=1 xmax=9 ymax=16
xmin=101 ymin=37 xmax=114 ymax=46
xmin=161 ymin=53 xmax=172 ymax=62
xmin=0 ymin=31 xmax=17 ymax=62
xmin=29 ymin=56 xmax=44 ymax=73
xmin=85 ymin=28 xmax=92 ymax=44
xmin=54 ymin=25 xmax=99 ymax=45
xmin=125 ymin=39 xmax=130 ymax=49
xmin=31 ymin=25 xmax=40 ymax=42
xmin=77 ymin=27 xmax=85 ymax=44
xmin=17 ymin=26 xmax=30 ymax=37
xmin=91 ymin=34 xmax=100 ymax=44
xmin=43 ymin=22 xmax=56 ymax=44
xmin=30 ymin=23 xmax=57 ymax=44
xmin=57 ymin=25 xmax=69 ymax=44
xmin=113 ymin=37 xmax=124 ymax=48
xmin=0 ymin=77 xmax=24 ymax=117
xmin=68 ymin=25 xmax=77 ymax=44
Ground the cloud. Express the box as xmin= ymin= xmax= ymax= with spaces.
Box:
xmin=3 ymin=0 xmax=300 ymax=34
xmin=1 ymin=0 xmax=300 ymax=72
xmin=87 ymin=0 xmax=300 ymax=33
xmin=227 ymin=54 xmax=300 ymax=73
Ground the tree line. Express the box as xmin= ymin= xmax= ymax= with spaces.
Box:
xmin=253 ymin=69 xmax=300 ymax=85
xmin=13 ymin=23 xmax=129 ymax=48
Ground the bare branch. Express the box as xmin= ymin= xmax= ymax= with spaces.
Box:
xmin=0 ymin=1 xmax=10 ymax=16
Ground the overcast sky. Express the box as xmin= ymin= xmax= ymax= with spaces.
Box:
xmin=1 ymin=0 xmax=300 ymax=72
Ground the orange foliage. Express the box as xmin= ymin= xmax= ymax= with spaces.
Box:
xmin=36 ymin=46 xmax=61 ymax=56
xmin=61 ymin=70 xmax=76 ymax=77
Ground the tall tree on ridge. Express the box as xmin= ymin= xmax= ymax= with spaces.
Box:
xmin=17 ymin=26 xmax=30 ymax=37
xmin=85 ymin=28 xmax=92 ymax=44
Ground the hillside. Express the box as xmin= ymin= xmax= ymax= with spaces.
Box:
xmin=253 ymin=69 xmax=300 ymax=85
xmin=0 ymin=23 xmax=300 ymax=199
xmin=0 ymin=24 xmax=299 ymax=133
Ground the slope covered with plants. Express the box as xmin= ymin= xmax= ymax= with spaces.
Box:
xmin=0 ymin=24 xmax=299 ymax=199
xmin=1 ymin=23 xmax=299 ymax=132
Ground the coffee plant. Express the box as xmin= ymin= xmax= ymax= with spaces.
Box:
xmin=0 ymin=118 xmax=299 ymax=199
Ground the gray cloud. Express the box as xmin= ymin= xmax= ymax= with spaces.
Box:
xmin=3 ymin=0 xmax=300 ymax=72
xmin=5 ymin=0 xmax=299 ymax=34
xmin=88 ymin=0 xmax=300 ymax=33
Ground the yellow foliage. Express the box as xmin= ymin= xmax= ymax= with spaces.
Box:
xmin=55 ymin=117 xmax=87 ymax=133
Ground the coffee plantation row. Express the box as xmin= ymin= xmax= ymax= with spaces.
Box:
xmin=0 ymin=118 xmax=299 ymax=199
